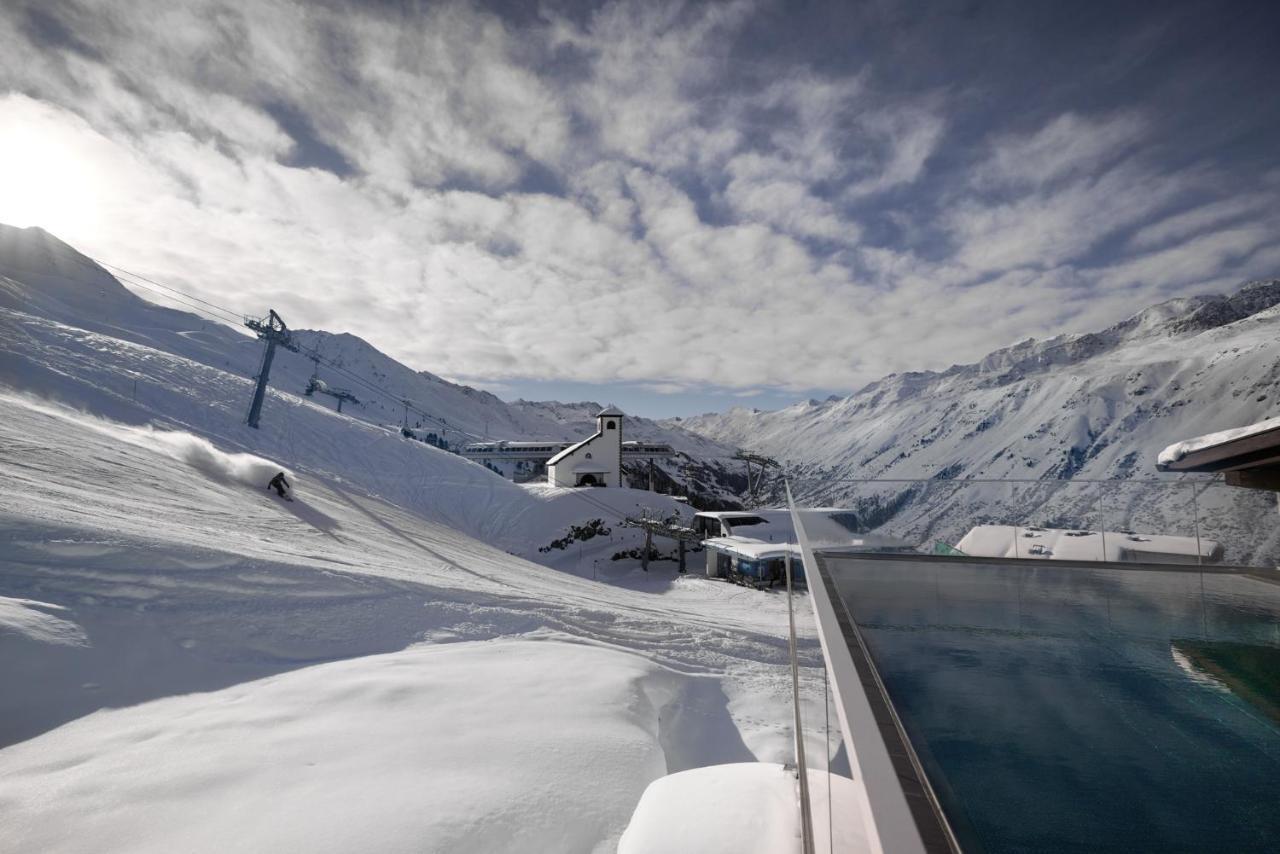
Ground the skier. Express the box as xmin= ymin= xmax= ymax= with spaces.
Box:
xmin=268 ymin=471 xmax=291 ymax=500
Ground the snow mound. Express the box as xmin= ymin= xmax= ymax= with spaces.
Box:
xmin=0 ymin=640 xmax=670 ymax=854
xmin=0 ymin=597 xmax=87 ymax=647
xmin=618 ymin=762 xmax=867 ymax=854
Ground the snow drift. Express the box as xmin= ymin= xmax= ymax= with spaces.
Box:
xmin=0 ymin=597 xmax=87 ymax=647
xmin=0 ymin=640 xmax=671 ymax=854
xmin=618 ymin=762 xmax=865 ymax=854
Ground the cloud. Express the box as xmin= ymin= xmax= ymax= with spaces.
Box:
xmin=639 ymin=382 xmax=692 ymax=395
xmin=975 ymin=112 xmax=1147 ymax=189
xmin=0 ymin=0 xmax=1276 ymax=406
xmin=1100 ymin=223 xmax=1276 ymax=291
xmin=843 ymin=105 xmax=946 ymax=198
xmin=547 ymin=0 xmax=756 ymax=172
xmin=1128 ymin=194 xmax=1273 ymax=250
xmin=946 ymin=159 xmax=1192 ymax=275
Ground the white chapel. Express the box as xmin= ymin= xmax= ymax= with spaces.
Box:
xmin=546 ymin=406 xmax=624 ymax=487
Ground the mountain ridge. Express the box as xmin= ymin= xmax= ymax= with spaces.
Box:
xmin=675 ymin=274 xmax=1280 ymax=562
xmin=680 ymin=276 xmax=1280 ymax=427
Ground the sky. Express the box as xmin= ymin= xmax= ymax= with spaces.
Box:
xmin=0 ymin=0 xmax=1277 ymax=418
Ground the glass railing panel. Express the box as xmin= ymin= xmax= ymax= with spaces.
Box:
xmin=790 ymin=493 xmax=953 ymax=854
xmin=795 ymin=650 xmax=855 ymax=854
xmin=1196 ymin=482 xmax=1280 ymax=566
xmin=782 ymin=476 xmax=1278 ymax=569
xmin=786 ymin=478 xmax=1280 ymax=852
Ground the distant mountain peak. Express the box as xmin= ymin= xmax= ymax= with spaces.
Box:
xmin=926 ymin=278 xmax=1280 ymax=389
xmin=0 ymin=222 xmax=146 ymax=321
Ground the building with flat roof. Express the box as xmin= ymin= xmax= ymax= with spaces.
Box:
xmin=702 ymin=536 xmax=803 ymax=588
xmin=955 ymin=524 xmax=1223 ymax=564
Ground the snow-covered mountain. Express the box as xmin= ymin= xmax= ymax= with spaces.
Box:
xmin=678 ymin=280 xmax=1280 ymax=563
xmin=0 ymin=224 xmax=745 ymax=507
xmin=6 ymin=221 xmax=1276 ymax=559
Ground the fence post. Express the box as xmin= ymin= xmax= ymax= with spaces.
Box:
xmin=1189 ymin=482 xmax=1203 ymax=566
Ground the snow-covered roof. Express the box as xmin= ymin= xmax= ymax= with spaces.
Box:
xmin=461 ymin=441 xmax=570 ymax=452
xmin=703 ymin=536 xmax=799 ymax=561
xmin=955 ymin=525 xmax=1222 ymax=563
xmin=694 ymin=509 xmax=788 ymax=520
xmin=546 ymin=432 xmax=598 ymax=466
xmin=1157 ymin=415 xmax=1280 ymax=470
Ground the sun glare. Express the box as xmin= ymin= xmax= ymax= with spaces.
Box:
xmin=0 ymin=121 xmax=104 ymax=238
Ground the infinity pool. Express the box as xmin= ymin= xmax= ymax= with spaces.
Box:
xmin=823 ymin=556 xmax=1280 ymax=853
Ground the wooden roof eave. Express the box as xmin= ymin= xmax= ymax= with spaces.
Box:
xmin=1160 ymin=426 xmax=1280 ymax=473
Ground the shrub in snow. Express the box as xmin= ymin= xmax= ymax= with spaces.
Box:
xmin=539 ymin=518 xmax=612 ymax=552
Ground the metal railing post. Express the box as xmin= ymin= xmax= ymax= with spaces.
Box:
xmin=785 ymin=544 xmax=817 ymax=854
xmin=1097 ymin=484 xmax=1108 ymax=562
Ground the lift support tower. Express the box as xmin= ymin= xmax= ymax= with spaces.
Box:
xmin=734 ymin=449 xmax=781 ymax=506
xmin=244 ymin=309 xmax=298 ymax=429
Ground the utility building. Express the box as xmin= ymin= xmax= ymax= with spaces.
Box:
xmin=546 ymin=406 xmax=624 ymax=487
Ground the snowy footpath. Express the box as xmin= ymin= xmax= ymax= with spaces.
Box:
xmin=0 ymin=302 xmax=828 ymax=852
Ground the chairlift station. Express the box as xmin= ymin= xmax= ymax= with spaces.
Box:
xmin=460 ymin=407 xmax=675 ymax=488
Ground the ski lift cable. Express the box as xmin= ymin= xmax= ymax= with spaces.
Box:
xmin=2 ymin=247 xmax=246 ymax=328
xmin=43 ymin=243 xmax=629 ymax=483
xmin=556 ymin=487 xmax=632 ymax=525
xmin=34 ymin=243 xmax=670 ymax=518
xmin=98 ymin=260 xmax=245 ymax=323
xmin=294 ymin=346 xmax=487 ymax=442
xmin=116 ymin=275 xmax=245 ymax=326
xmin=40 ymin=241 xmax=483 ymax=441
xmin=36 ymin=243 xmax=245 ymax=324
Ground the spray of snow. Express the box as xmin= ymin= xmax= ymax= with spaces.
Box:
xmin=135 ymin=430 xmax=287 ymax=490
xmin=5 ymin=393 xmax=290 ymax=490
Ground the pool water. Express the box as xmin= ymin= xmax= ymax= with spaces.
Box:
xmin=827 ymin=558 xmax=1280 ymax=853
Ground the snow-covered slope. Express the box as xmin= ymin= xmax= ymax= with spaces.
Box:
xmin=0 ymin=224 xmax=837 ymax=851
xmin=679 ymin=280 xmax=1280 ymax=563
xmin=0 ymin=392 xmax=817 ymax=852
